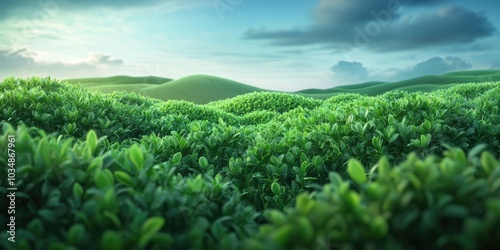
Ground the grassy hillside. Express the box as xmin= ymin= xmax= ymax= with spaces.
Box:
xmin=65 ymin=74 xmax=266 ymax=104
xmin=63 ymin=76 xmax=172 ymax=95
xmin=65 ymin=70 xmax=500 ymax=103
xmin=143 ymin=74 xmax=266 ymax=104
xmin=64 ymin=75 xmax=172 ymax=85
xmin=298 ymin=69 xmax=500 ymax=98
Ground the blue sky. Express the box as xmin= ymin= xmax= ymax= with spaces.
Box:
xmin=0 ymin=0 xmax=499 ymax=91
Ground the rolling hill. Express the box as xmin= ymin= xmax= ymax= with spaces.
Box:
xmin=297 ymin=70 xmax=500 ymax=98
xmin=142 ymin=74 xmax=266 ymax=104
xmin=64 ymin=69 xmax=500 ymax=103
xmin=63 ymin=75 xmax=173 ymax=96
xmin=64 ymin=74 xmax=266 ymax=104
xmin=64 ymin=75 xmax=172 ymax=86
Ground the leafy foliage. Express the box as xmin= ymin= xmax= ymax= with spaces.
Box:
xmin=0 ymin=124 xmax=257 ymax=250
xmin=245 ymin=149 xmax=500 ymax=250
xmin=1 ymin=77 xmax=500 ymax=249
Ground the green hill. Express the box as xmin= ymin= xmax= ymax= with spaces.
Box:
xmin=63 ymin=76 xmax=172 ymax=95
xmin=64 ymin=75 xmax=172 ymax=85
xmin=64 ymin=69 xmax=500 ymax=103
xmin=64 ymin=74 xmax=265 ymax=104
xmin=132 ymin=74 xmax=267 ymax=104
xmin=142 ymin=74 xmax=266 ymax=104
xmin=297 ymin=70 xmax=500 ymax=98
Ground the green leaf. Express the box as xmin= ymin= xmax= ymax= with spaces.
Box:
xmin=188 ymin=175 xmax=204 ymax=192
xmin=101 ymin=231 xmax=123 ymax=250
xmin=210 ymin=219 xmax=228 ymax=240
xmin=128 ymin=144 xmax=144 ymax=170
xmin=266 ymin=210 xmax=287 ymax=225
xmin=198 ymin=156 xmax=209 ymax=169
xmin=297 ymin=216 xmax=314 ymax=243
xmin=103 ymin=189 xmax=118 ymax=212
xmin=389 ymin=133 xmax=399 ymax=143
xmin=67 ymin=224 xmax=85 ymax=245
xmin=87 ymin=157 xmax=103 ymax=173
xmin=481 ymin=151 xmax=497 ymax=175
xmin=27 ymin=218 xmax=44 ymax=237
xmin=103 ymin=210 xmax=122 ymax=228
xmin=38 ymin=209 xmax=57 ymax=224
xmin=313 ymin=156 xmax=321 ymax=167
xmin=377 ymin=156 xmax=391 ymax=176
xmin=420 ymin=134 xmax=431 ymax=147
xmin=296 ymin=194 xmax=314 ymax=215
xmin=73 ymin=183 xmax=84 ymax=200
xmin=342 ymin=191 xmax=361 ymax=210
xmin=114 ymin=171 xmax=134 ymax=187
xmin=140 ymin=217 xmax=165 ymax=246
xmin=348 ymin=159 xmax=367 ymax=184
xmin=467 ymin=144 xmax=487 ymax=160
xmin=271 ymin=182 xmax=281 ymax=196
xmin=172 ymin=152 xmax=182 ymax=164
xmin=422 ymin=120 xmax=432 ymax=133
xmin=220 ymin=233 xmax=238 ymax=250
xmin=86 ymin=130 xmax=97 ymax=155
xmin=370 ymin=216 xmax=388 ymax=238
xmin=94 ymin=169 xmax=114 ymax=189
xmin=270 ymin=224 xmax=294 ymax=245
xmin=328 ymin=172 xmax=343 ymax=188
xmin=63 ymin=122 xmax=77 ymax=135
xmin=301 ymin=161 xmax=309 ymax=173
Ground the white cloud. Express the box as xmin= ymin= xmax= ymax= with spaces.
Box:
xmin=0 ymin=47 xmax=124 ymax=80
xmin=330 ymin=60 xmax=370 ymax=84
xmin=89 ymin=53 xmax=124 ymax=66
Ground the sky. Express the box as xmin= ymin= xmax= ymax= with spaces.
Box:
xmin=0 ymin=0 xmax=499 ymax=91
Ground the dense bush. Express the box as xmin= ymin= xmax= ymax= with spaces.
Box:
xmin=1 ymin=77 xmax=500 ymax=249
xmin=0 ymin=77 xmax=190 ymax=142
xmin=208 ymin=91 xmax=323 ymax=115
xmin=0 ymin=124 xmax=258 ymax=250
xmin=245 ymin=147 xmax=500 ymax=250
xmin=105 ymin=91 xmax=163 ymax=107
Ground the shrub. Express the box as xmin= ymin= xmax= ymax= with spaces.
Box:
xmin=0 ymin=124 xmax=258 ymax=250
xmin=2 ymin=77 xmax=500 ymax=250
xmin=245 ymin=147 xmax=500 ymax=250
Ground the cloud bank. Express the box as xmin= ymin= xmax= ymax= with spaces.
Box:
xmin=331 ymin=56 xmax=473 ymax=84
xmin=245 ymin=0 xmax=496 ymax=52
xmin=0 ymin=47 xmax=124 ymax=80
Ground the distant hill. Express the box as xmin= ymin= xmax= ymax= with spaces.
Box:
xmin=142 ymin=74 xmax=266 ymax=104
xmin=64 ymin=74 xmax=266 ymax=104
xmin=64 ymin=75 xmax=172 ymax=86
xmin=63 ymin=76 xmax=173 ymax=96
xmin=297 ymin=70 xmax=500 ymax=98
xmin=64 ymin=69 xmax=500 ymax=103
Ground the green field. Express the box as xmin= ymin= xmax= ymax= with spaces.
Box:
xmin=64 ymin=74 xmax=264 ymax=104
xmin=64 ymin=70 xmax=500 ymax=103
xmin=1 ymin=76 xmax=500 ymax=250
